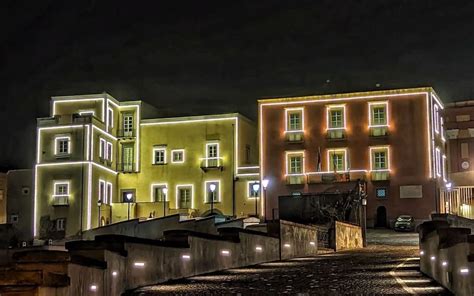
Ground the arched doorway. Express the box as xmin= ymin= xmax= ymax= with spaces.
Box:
xmin=376 ymin=206 xmax=387 ymax=228
xmin=100 ymin=216 xmax=106 ymax=227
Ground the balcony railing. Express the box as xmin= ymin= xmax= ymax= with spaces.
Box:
xmin=371 ymin=170 xmax=390 ymax=181
xmin=369 ymin=126 xmax=388 ymax=137
xmin=285 ymin=131 xmax=304 ymax=143
xmin=117 ymin=162 xmax=135 ymax=173
xmin=99 ymin=157 xmax=113 ymax=167
xmin=326 ymin=129 xmax=346 ymax=140
xmin=52 ymin=195 xmax=69 ymax=206
xmin=286 ymin=175 xmax=305 ymax=185
xmin=200 ymin=158 xmax=223 ymax=171
xmin=117 ymin=129 xmax=136 ymax=138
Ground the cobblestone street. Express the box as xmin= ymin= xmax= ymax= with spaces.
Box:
xmin=132 ymin=230 xmax=451 ymax=295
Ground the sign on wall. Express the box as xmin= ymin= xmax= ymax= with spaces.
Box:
xmin=400 ymin=185 xmax=423 ymax=199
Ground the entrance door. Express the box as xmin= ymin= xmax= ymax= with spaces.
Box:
xmin=376 ymin=206 xmax=387 ymax=227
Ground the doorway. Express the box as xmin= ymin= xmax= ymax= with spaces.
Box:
xmin=376 ymin=206 xmax=387 ymax=227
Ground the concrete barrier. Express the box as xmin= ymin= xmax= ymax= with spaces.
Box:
xmin=278 ymin=220 xmax=318 ymax=260
xmin=333 ymin=221 xmax=363 ymax=251
xmin=418 ymin=219 xmax=474 ymax=296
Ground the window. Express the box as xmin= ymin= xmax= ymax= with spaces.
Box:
xmin=122 ymin=145 xmax=134 ymax=172
xmin=53 ymin=181 xmax=69 ymax=206
xmin=205 ymin=181 xmax=220 ymax=203
xmin=106 ymin=142 xmax=113 ymax=162
xmin=369 ymin=102 xmax=388 ymax=126
xmin=177 ymin=186 xmax=192 ymax=209
xmin=56 ymin=218 xmax=65 ymax=231
xmin=171 ymin=149 xmax=185 ymax=163
xmin=99 ymin=180 xmax=106 ymax=203
xmin=205 ymin=143 xmax=220 ymax=167
xmin=435 ymin=148 xmax=441 ymax=177
xmin=370 ymin=147 xmax=389 ymax=171
xmin=440 ymin=117 xmax=445 ymax=141
xmin=285 ymin=108 xmax=304 ymax=131
xmin=327 ymin=105 xmax=345 ymax=129
xmin=122 ymin=190 xmax=135 ymax=203
xmin=99 ymin=139 xmax=106 ymax=159
xmin=247 ymin=181 xmax=260 ymax=198
xmin=123 ymin=114 xmax=134 ymax=136
xmin=79 ymin=110 xmax=95 ymax=116
xmin=286 ymin=152 xmax=304 ymax=175
xmin=108 ymin=108 xmax=114 ymax=128
xmin=375 ymin=188 xmax=387 ymax=198
xmin=106 ymin=182 xmax=112 ymax=204
xmin=55 ymin=136 xmax=70 ymax=155
xmin=327 ymin=149 xmax=347 ymax=172
xmin=153 ymin=147 xmax=166 ymax=164
xmin=442 ymin=155 xmax=447 ymax=181
xmin=461 ymin=143 xmax=469 ymax=159
xmin=10 ymin=214 xmax=19 ymax=223
xmin=434 ymin=104 xmax=439 ymax=134
xmin=152 ymin=184 xmax=167 ymax=202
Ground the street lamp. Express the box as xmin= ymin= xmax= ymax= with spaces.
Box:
xmin=126 ymin=193 xmax=133 ymax=220
xmin=252 ymin=182 xmax=260 ymax=218
xmin=162 ymin=187 xmax=168 ymax=217
xmin=262 ymin=179 xmax=269 ymax=221
xmin=97 ymin=199 xmax=102 ymax=227
xmin=361 ymin=197 xmax=367 ymax=247
xmin=209 ymin=183 xmax=216 ymax=215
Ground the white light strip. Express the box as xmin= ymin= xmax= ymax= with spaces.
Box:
xmin=368 ymin=101 xmax=389 ymax=127
xmin=141 ymin=117 xmax=237 ymax=126
xmin=284 ymin=107 xmax=304 ymax=133
xmin=431 ymin=93 xmax=445 ymax=110
xmin=52 ymin=98 xmax=105 ymax=121
xmin=326 ymin=148 xmax=348 ymax=172
xmin=238 ymin=166 xmax=260 ymax=169
xmin=326 ymin=104 xmax=346 ymax=130
xmin=369 ymin=146 xmax=390 ymax=171
xmin=37 ymin=125 xmax=84 ymax=163
xmin=426 ymin=93 xmax=432 ymax=178
xmin=237 ymin=173 xmax=260 ymax=177
xmin=285 ymin=150 xmax=305 ymax=175
xmin=92 ymin=125 xmax=117 ymax=141
xmin=150 ymin=183 xmax=168 ymax=202
xmin=170 ymin=149 xmax=185 ymax=164
xmin=87 ymin=163 xmax=92 ymax=229
xmin=134 ymin=262 xmax=145 ymax=267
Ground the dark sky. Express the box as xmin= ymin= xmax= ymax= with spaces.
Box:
xmin=1 ymin=0 xmax=474 ymax=170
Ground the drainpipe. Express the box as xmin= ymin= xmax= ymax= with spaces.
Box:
xmin=232 ymin=123 xmax=236 ymax=217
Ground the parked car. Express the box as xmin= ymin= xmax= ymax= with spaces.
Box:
xmin=394 ymin=215 xmax=415 ymax=231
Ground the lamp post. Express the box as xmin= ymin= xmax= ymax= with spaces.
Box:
xmin=252 ymin=182 xmax=260 ymax=218
xmin=262 ymin=179 xmax=269 ymax=221
xmin=126 ymin=193 xmax=133 ymax=220
xmin=162 ymin=187 xmax=168 ymax=217
xmin=97 ymin=199 xmax=102 ymax=227
xmin=361 ymin=197 xmax=367 ymax=247
xmin=209 ymin=183 xmax=216 ymax=215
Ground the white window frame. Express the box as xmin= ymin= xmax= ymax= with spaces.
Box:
xmin=176 ymin=184 xmax=194 ymax=209
xmin=435 ymin=148 xmax=441 ymax=177
xmin=53 ymin=181 xmax=70 ymax=197
xmin=285 ymin=151 xmax=305 ymax=176
xmin=204 ymin=180 xmax=221 ymax=203
xmin=434 ymin=104 xmax=440 ymax=134
xmin=106 ymin=182 xmax=112 ymax=204
xmin=56 ymin=218 xmax=65 ymax=231
xmin=99 ymin=138 xmax=106 ymax=159
xmin=99 ymin=180 xmax=106 ymax=203
xmin=150 ymin=183 xmax=168 ymax=202
xmin=153 ymin=147 xmax=167 ymax=164
xmin=123 ymin=114 xmax=134 ymax=133
xmin=171 ymin=149 xmax=185 ymax=163
xmin=55 ymin=136 xmax=71 ymax=155
xmin=108 ymin=108 xmax=114 ymax=128
xmin=442 ymin=155 xmax=447 ymax=182
xmin=247 ymin=181 xmax=260 ymax=199
xmin=368 ymin=101 xmax=389 ymax=127
xmin=369 ymin=146 xmax=390 ymax=172
xmin=440 ymin=117 xmax=446 ymax=141
xmin=326 ymin=105 xmax=346 ymax=130
xmin=327 ymin=148 xmax=348 ymax=172
xmin=285 ymin=107 xmax=304 ymax=132
xmin=79 ymin=110 xmax=95 ymax=116
xmin=106 ymin=142 xmax=113 ymax=161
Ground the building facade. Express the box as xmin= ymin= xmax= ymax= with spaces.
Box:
xmin=0 ymin=172 xmax=5 ymax=224
xmin=259 ymin=87 xmax=447 ymax=227
xmin=34 ymin=94 xmax=260 ymax=239
xmin=444 ymin=100 xmax=474 ymax=185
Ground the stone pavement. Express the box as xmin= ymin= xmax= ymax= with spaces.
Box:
xmin=131 ymin=230 xmax=451 ymax=295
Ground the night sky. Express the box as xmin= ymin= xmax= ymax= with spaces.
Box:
xmin=1 ymin=0 xmax=474 ymax=170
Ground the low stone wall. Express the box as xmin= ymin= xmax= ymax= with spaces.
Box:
xmin=432 ymin=213 xmax=474 ymax=233
xmin=418 ymin=219 xmax=474 ymax=296
xmin=279 ymin=220 xmax=318 ymax=260
xmin=333 ymin=221 xmax=363 ymax=251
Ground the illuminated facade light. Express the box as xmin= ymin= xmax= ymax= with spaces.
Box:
xmin=326 ymin=104 xmax=346 ymax=130
xmin=368 ymin=101 xmax=389 ymax=128
xmin=326 ymin=148 xmax=348 ymax=172
xmin=134 ymin=262 xmax=145 ymax=267
xmin=420 ymin=250 xmax=424 ymax=256
xmin=221 ymin=250 xmax=230 ymax=256
xmin=430 ymin=256 xmax=436 ymax=261
xmin=284 ymin=243 xmax=291 ymax=248
xmin=309 ymin=241 xmax=316 ymax=246
xmin=255 ymin=246 xmax=263 ymax=252
xmin=442 ymin=261 xmax=447 ymax=267
xmin=112 ymin=271 xmax=118 ymax=276
xmin=285 ymin=150 xmax=305 ymax=176
xmin=90 ymin=285 xmax=97 ymax=291
xmin=182 ymin=254 xmax=191 ymax=260
xmin=460 ymin=268 xmax=469 ymax=274
xmin=369 ymin=146 xmax=391 ymax=172
xmin=284 ymin=107 xmax=304 ymax=133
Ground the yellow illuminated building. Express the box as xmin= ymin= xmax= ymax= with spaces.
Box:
xmin=34 ymin=93 xmax=260 ymax=239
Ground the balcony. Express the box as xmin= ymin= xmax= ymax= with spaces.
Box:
xmin=117 ymin=162 xmax=135 ymax=173
xmin=326 ymin=129 xmax=346 ymax=140
xmin=52 ymin=195 xmax=69 ymax=206
xmin=371 ymin=171 xmax=390 ymax=181
xmin=99 ymin=157 xmax=113 ymax=168
xmin=369 ymin=126 xmax=388 ymax=137
xmin=285 ymin=131 xmax=304 ymax=143
xmin=200 ymin=158 xmax=223 ymax=171
xmin=307 ymin=171 xmax=367 ymax=184
xmin=117 ymin=129 xmax=136 ymax=138
xmin=286 ymin=175 xmax=305 ymax=185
